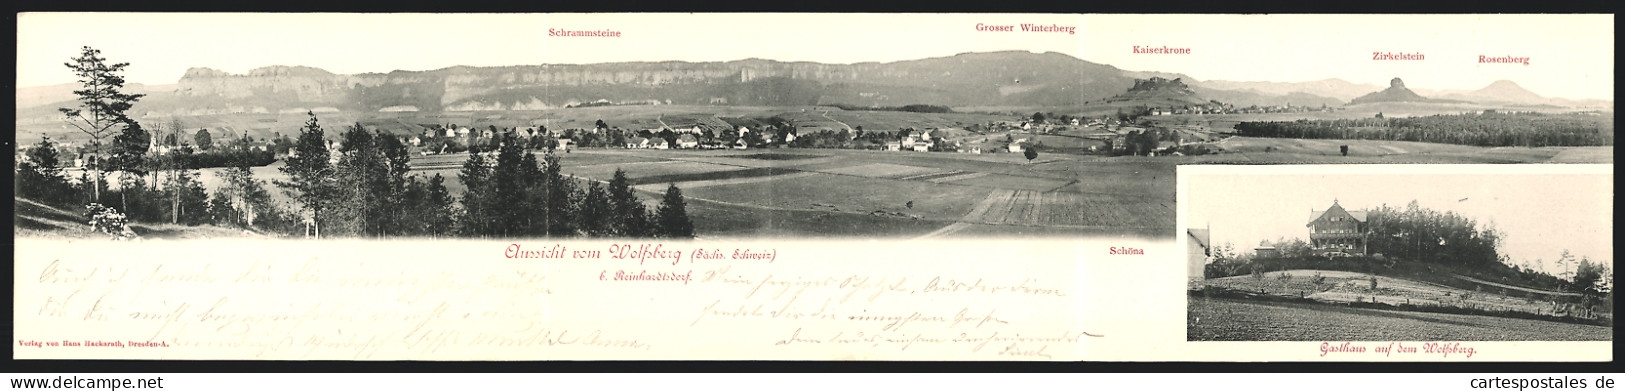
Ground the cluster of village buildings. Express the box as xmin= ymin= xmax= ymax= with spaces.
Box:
xmin=1149 ymin=103 xmax=1342 ymax=116
xmin=18 ymin=110 xmax=1237 ymax=169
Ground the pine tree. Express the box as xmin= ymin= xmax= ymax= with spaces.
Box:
xmin=161 ymin=168 xmax=211 ymax=225
xmin=328 ymin=125 xmax=397 ymax=236
xmin=579 ymin=180 xmax=612 ymax=236
xmin=17 ymin=137 xmax=76 ymax=205
xmin=491 ymin=133 xmax=539 ymax=236
xmin=654 ymin=183 xmax=694 ymax=238
xmin=275 ymin=112 xmax=337 ymax=237
xmin=219 ymin=152 xmax=274 ymax=228
xmin=108 ymin=119 xmax=152 ymax=214
xmin=540 ymin=153 xmax=577 ymax=236
xmin=108 ymin=119 xmax=151 ymax=175
xmin=456 ymin=150 xmax=495 ymax=236
xmin=606 ymin=168 xmax=651 ymax=237
xmin=409 ymin=173 xmax=457 ymax=237
xmin=59 ymin=46 xmax=144 ymax=202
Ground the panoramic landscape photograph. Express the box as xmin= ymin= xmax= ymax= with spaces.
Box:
xmin=1184 ymin=169 xmax=1613 ymax=341
xmin=14 ymin=13 xmax=1612 ymax=241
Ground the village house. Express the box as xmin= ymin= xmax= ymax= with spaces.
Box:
xmin=627 ymin=137 xmax=650 ymax=149
xmin=652 ymin=138 xmax=670 ymax=150
xmin=1307 ymin=199 xmax=1369 ymax=256
xmin=676 ymin=134 xmax=699 ymax=149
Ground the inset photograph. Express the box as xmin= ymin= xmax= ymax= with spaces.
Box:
xmin=1184 ymin=166 xmax=1612 ymax=341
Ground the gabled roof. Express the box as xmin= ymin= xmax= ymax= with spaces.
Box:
xmin=1307 ymin=210 xmax=1367 ymax=223
xmin=718 ymin=116 xmax=768 ymax=129
xmin=1308 ymin=202 xmax=1367 ymax=225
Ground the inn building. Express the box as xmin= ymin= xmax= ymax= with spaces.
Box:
xmin=1306 ymin=199 xmax=1368 ymax=256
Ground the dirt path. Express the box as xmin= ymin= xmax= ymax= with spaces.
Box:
xmin=915 ymin=222 xmax=972 ymax=239
xmin=819 ymin=110 xmax=853 ymax=131
xmin=914 ymin=190 xmax=1010 ymax=238
xmin=632 ymin=171 xmax=819 ymax=192
xmin=1452 ymin=274 xmax=1583 ymax=297
xmin=1548 ymin=147 xmax=1614 ymax=163
xmin=915 ymin=189 xmax=1030 ymax=238
xmin=655 ymin=114 xmax=671 ymax=130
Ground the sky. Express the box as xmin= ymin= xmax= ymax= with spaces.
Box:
xmin=17 ymin=14 xmax=1612 ymax=100
xmin=1083 ymin=14 xmax=1615 ymax=100
xmin=1183 ymin=165 xmax=1613 ymax=275
xmin=15 ymin=13 xmax=1082 ymax=87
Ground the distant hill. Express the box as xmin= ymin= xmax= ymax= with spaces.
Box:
xmin=1194 ymin=88 xmax=1346 ymax=108
xmin=1118 ymin=72 xmax=1349 ymax=108
xmin=1433 ymin=80 xmax=1573 ymax=107
xmin=1350 ymin=78 xmax=1458 ymax=105
xmin=15 ymin=82 xmax=177 ymax=109
xmin=113 ymin=51 xmax=1145 ymax=115
xmin=1198 ymin=78 xmax=1381 ymax=102
xmin=18 ymin=52 xmax=1612 ymax=131
xmin=1105 ymin=77 xmax=1210 ymax=106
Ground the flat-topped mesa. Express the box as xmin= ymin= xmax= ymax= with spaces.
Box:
xmin=1128 ymin=77 xmax=1196 ymax=95
xmin=245 ymin=65 xmax=337 ymax=78
xmin=176 ymin=65 xmax=355 ymax=102
xmin=1106 ymin=76 xmax=1210 ymax=105
xmin=181 ymin=67 xmax=231 ymax=78
xmin=161 ymin=51 xmax=1116 ymax=110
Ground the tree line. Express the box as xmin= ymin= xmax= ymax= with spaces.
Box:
xmin=823 ymin=103 xmax=954 ymax=113
xmin=18 ymin=45 xmax=694 ymax=240
xmin=1233 ymin=111 xmax=1614 ymax=147
xmin=1201 ymin=200 xmax=1610 ymax=299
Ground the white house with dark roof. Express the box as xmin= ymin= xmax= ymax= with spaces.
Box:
xmin=627 ymin=137 xmax=650 ymax=149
